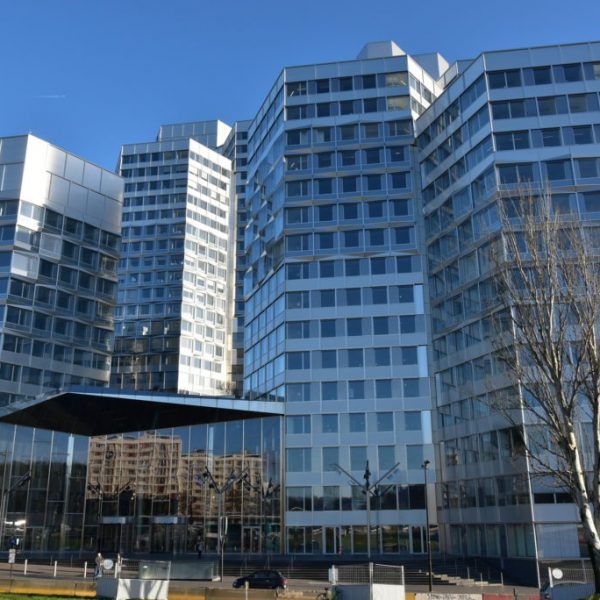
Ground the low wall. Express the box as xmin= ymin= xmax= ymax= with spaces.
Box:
xmin=0 ymin=577 xmax=96 ymax=596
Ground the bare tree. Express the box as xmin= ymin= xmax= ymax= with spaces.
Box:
xmin=491 ymin=187 xmax=600 ymax=589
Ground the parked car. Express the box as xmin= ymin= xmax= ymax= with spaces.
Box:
xmin=233 ymin=570 xmax=288 ymax=590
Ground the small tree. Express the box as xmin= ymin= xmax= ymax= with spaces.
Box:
xmin=492 ymin=187 xmax=600 ymax=589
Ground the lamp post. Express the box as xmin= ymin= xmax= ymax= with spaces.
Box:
xmin=194 ymin=466 xmax=246 ymax=582
xmin=241 ymin=474 xmax=279 ymax=556
xmin=335 ymin=461 xmax=401 ymax=559
xmin=422 ymin=459 xmax=433 ymax=592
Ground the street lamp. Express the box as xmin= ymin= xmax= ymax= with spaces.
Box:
xmin=194 ymin=466 xmax=246 ymax=582
xmin=422 ymin=459 xmax=433 ymax=592
xmin=241 ymin=474 xmax=280 ymax=556
xmin=335 ymin=461 xmax=401 ymax=559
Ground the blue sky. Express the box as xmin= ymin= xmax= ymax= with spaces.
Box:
xmin=1 ymin=0 xmax=598 ymax=170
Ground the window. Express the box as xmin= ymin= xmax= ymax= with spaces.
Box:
xmin=287 ymin=321 xmax=309 ymax=339
xmin=322 ymin=381 xmax=338 ymax=401
xmin=392 ymin=199 xmax=410 ymax=216
xmin=373 ymin=347 xmax=391 ymax=366
xmin=404 ymin=411 xmax=421 ymax=430
xmin=388 ymin=146 xmax=405 ymax=163
xmin=377 ymin=412 xmax=394 ymax=431
xmin=363 ymin=123 xmax=380 ymax=139
xmin=495 ymin=131 xmax=530 ymax=151
xmin=287 ymin=81 xmax=307 ymax=96
xmin=527 ymin=66 xmax=552 ymax=85
xmin=387 ymin=96 xmax=409 ymax=110
xmin=350 ymin=446 xmax=367 ymax=470
xmin=390 ymin=172 xmax=408 ymax=189
xmin=345 ymin=258 xmax=360 ymax=275
xmin=371 ymin=257 xmax=386 ymax=274
xmin=338 ymin=77 xmax=353 ymax=91
xmin=316 ymin=79 xmax=330 ymax=93
xmin=344 ymin=230 xmax=360 ymax=247
xmin=368 ymin=229 xmax=384 ymax=246
xmin=342 ymin=204 xmax=359 ymax=220
xmin=322 ymin=416 xmax=338 ymax=434
xmin=340 ymin=150 xmax=356 ymax=167
xmin=323 ymin=447 xmax=339 ymax=471
xmin=388 ymin=120 xmax=412 ymax=136
xmin=317 ymin=103 xmax=331 ymax=117
xmin=348 ymin=380 xmax=365 ymax=399
xmin=403 ymin=378 xmax=420 ymax=397
xmin=406 ymin=445 xmax=424 ymax=469
xmin=379 ymin=446 xmax=396 ymax=470
xmin=577 ymin=160 xmax=600 ymax=180
xmin=316 ymin=152 xmax=333 ymax=169
xmin=287 ymin=129 xmax=309 ymax=145
xmin=533 ymin=128 xmax=562 ymax=147
xmin=544 ymin=160 xmax=572 ymax=181
xmin=287 ymin=415 xmax=311 ymax=434
xmin=364 ymin=98 xmax=378 ymax=113
xmin=555 ymin=63 xmax=583 ymax=83
xmin=287 ymin=105 xmax=308 ymax=120
xmin=287 ymin=180 xmax=309 ymax=197
xmin=286 ymin=206 xmax=310 ymax=224
xmin=287 ymin=351 xmax=310 ymax=370
xmin=287 ymin=155 xmax=308 ymax=171
xmin=341 ymin=177 xmax=358 ymax=193
xmin=376 ymin=379 xmax=392 ymax=398
xmin=286 ymin=383 xmax=311 ymax=402
xmin=340 ymin=100 xmax=355 ymax=115
xmin=488 ymin=69 xmax=521 ymax=89
xmin=498 ymin=163 xmax=537 ymax=184
xmin=321 ymin=350 xmax=337 ymax=369
xmin=317 ymin=179 xmax=333 ymax=195
xmin=365 ymin=175 xmax=382 ymax=191
xmin=360 ymin=149 xmax=378 ymax=168
xmin=321 ymin=319 xmax=336 ymax=337
xmin=349 ymin=413 xmax=366 ymax=432
xmin=314 ymin=127 xmax=332 ymax=143
xmin=287 ymin=448 xmax=312 ymax=472
xmin=287 ymin=487 xmax=311 ymax=511
xmin=347 ymin=348 xmax=364 ymax=368
xmin=373 ymin=316 xmax=389 ymax=335
xmin=386 ymin=72 xmax=407 ymax=87
xmin=347 ymin=318 xmax=363 ymax=336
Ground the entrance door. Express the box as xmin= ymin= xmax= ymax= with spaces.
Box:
xmin=242 ymin=526 xmax=261 ymax=553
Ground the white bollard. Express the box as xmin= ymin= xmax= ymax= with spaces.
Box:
xmin=23 ymin=559 xmax=28 ymax=575
xmin=84 ymin=561 xmax=88 ymax=579
xmin=53 ymin=560 xmax=57 ymax=578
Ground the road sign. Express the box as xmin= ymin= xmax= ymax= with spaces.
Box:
xmin=8 ymin=549 xmax=16 ymax=564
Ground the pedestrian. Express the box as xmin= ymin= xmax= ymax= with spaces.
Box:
xmin=95 ymin=552 xmax=103 ymax=578
xmin=196 ymin=539 xmax=204 ymax=559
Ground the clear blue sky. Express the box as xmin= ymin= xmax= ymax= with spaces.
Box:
xmin=0 ymin=0 xmax=598 ymax=170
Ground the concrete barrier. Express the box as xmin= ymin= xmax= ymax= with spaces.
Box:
xmin=96 ymin=578 xmax=170 ymax=600
xmin=0 ymin=577 xmax=96 ymax=596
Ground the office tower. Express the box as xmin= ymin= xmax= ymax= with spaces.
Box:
xmin=111 ymin=123 xmax=234 ymax=395
xmin=0 ymin=133 xmax=122 ymax=550
xmin=0 ymin=134 xmax=122 ymax=405
xmin=222 ymin=120 xmax=251 ymax=397
xmin=417 ymin=42 xmax=600 ymax=577
xmin=243 ymin=42 xmax=446 ymax=555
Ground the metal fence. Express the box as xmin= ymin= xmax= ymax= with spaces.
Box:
xmin=335 ymin=562 xmax=405 ymax=585
xmin=546 ymin=564 xmax=595 ymax=587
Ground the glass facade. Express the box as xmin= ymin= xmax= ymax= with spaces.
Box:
xmin=0 ymin=135 xmax=122 ymax=406
xmin=417 ymin=43 xmax=600 ymax=564
xmin=243 ymin=45 xmax=443 ymax=554
xmin=0 ymin=417 xmax=281 ymax=554
xmin=2 ymin=42 xmax=600 ymax=572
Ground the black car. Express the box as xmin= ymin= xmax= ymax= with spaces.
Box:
xmin=233 ymin=569 xmax=288 ymax=590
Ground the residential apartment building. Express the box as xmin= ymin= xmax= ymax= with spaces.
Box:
xmin=111 ymin=123 xmax=234 ymax=395
xmin=416 ymin=41 xmax=600 ymax=577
